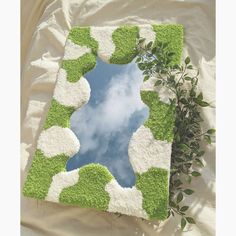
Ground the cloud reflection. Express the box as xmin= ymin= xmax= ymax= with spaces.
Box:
xmin=67 ymin=58 xmax=148 ymax=187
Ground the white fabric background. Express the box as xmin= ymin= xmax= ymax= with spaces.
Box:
xmin=21 ymin=0 xmax=215 ymax=235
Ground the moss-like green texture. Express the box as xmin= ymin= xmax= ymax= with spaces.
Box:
xmin=23 ymin=24 xmax=184 ymax=220
xmin=68 ymin=27 xmax=98 ymax=55
xmin=62 ymin=53 xmax=96 ymax=82
xmin=110 ymin=26 xmax=139 ymax=64
xmin=44 ymin=99 xmax=75 ymax=130
xmin=59 ymin=164 xmax=113 ymax=210
xmin=141 ymin=91 xmax=175 ymax=142
xmin=152 ymin=24 xmax=183 ymax=65
xmin=136 ymin=168 xmax=169 ymax=220
xmin=23 ymin=149 xmax=68 ymax=199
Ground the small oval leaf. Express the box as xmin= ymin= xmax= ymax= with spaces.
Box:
xmin=180 ymin=206 xmax=189 ymax=212
xmin=207 ymin=129 xmax=216 ymax=134
xmin=138 ymin=38 xmax=145 ymax=44
xmin=186 ymin=217 xmax=196 ymax=224
xmin=183 ymin=189 xmax=194 ymax=195
xmin=195 ymin=100 xmax=210 ymax=107
xmin=185 ymin=57 xmax=190 ymax=65
xmin=177 ymin=192 xmax=183 ymax=203
xmin=184 ymin=76 xmax=192 ymax=81
xmin=147 ymin=41 xmax=153 ymax=49
xmin=155 ymin=80 xmax=162 ymax=86
xmin=191 ymin=171 xmax=201 ymax=177
xmin=181 ymin=218 xmax=187 ymax=230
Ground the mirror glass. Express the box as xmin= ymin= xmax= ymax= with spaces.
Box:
xmin=67 ymin=57 xmax=149 ymax=187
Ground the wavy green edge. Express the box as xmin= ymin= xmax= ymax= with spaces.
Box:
xmin=152 ymin=24 xmax=184 ymax=65
xmin=60 ymin=164 xmax=113 ymax=210
xmin=141 ymin=91 xmax=175 ymax=142
xmin=62 ymin=53 xmax=96 ymax=83
xmin=44 ymin=99 xmax=75 ymax=130
xmin=23 ymin=24 xmax=183 ymax=220
xmin=23 ymin=149 xmax=68 ymax=199
xmin=68 ymin=27 xmax=98 ymax=55
xmin=136 ymin=168 xmax=169 ymax=220
xmin=110 ymin=25 xmax=139 ymax=64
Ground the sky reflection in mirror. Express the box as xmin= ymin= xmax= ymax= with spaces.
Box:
xmin=67 ymin=58 xmax=149 ymax=187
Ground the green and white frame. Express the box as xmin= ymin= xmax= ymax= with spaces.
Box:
xmin=23 ymin=24 xmax=183 ymax=220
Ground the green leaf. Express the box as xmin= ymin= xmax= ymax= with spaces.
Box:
xmin=169 ymin=98 xmax=177 ymax=105
xmin=185 ymin=57 xmax=190 ymax=65
xmin=186 ymin=217 xmax=196 ymax=224
xmin=177 ymin=192 xmax=183 ymax=203
xmin=175 ymin=157 xmax=184 ymax=163
xmin=169 ymin=75 xmax=175 ymax=81
xmin=186 ymin=176 xmax=192 ymax=184
xmin=147 ymin=41 xmax=153 ymax=49
xmin=167 ymin=210 xmax=171 ymax=218
xmin=134 ymin=44 xmax=208 ymax=226
xmin=190 ymin=89 xmax=196 ymax=97
xmin=180 ymin=98 xmax=188 ymax=105
xmin=138 ymin=38 xmax=145 ymax=44
xmin=196 ymin=150 xmax=205 ymax=157
xmin=204 ymin=135 xmax=212 ymax=144
xmin=173 ymin=64 xmax=180 ymax=70
xmin=155 ymin=80 xmax=162 ymax=86
xmin=176 ymin=205 xmax=180 ymax=211
xmin=195 ymin=100 xmax=210 ymax=107
xmin=195 ymin=158 xmax=204 ymax=167
xmin=197 ymin=92 xmax=203 ymax=101
xmin=169 ymin=201 xmax=177 ymax=208
xmin=144 ymin=75 xmax=149 ymax=82
xmin=183 ymin=189 xmax=194 ymax=195
xmin=184 ymin=76 xmax=192 ymax=81
xmin=191 ymin=171 xmax=201 ymax=177
xmin=184 ymin=163 xmax=192 ymax=169
xmin=180 ymin=144 xmax=191 ymax=151
xmin=181 ymin=218 xmax=187 ymax=230
xmin=207 ymin=129 xmax=216 ymax=135
xmin=135 ymin=57 xmax=141 ymax=63
xmin=174 ymin=179 xmax=183 ymax=187
xmin=175 ymin=133 xmax=180 ymax=142
xmin=137 ymin=63 xmax=144 ymax=70
xmin=180 ymin=206 xmax=189 ymax=212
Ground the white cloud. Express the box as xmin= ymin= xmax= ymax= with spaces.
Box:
xmin=71 ymin=61 xmax=148 ymax=155
xmin=69 ymin=61 xmax=148 ymax=186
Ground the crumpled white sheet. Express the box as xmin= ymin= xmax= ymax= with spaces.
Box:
xmin=21 ymin=0 xmax=215 ymax=235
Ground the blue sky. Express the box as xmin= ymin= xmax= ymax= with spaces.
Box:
xmin=67 ymin=58 xmax=149 ymax=187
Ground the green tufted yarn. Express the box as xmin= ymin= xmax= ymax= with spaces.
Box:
xmin=23 ymin=149 xmax=68 ymax=199
xmin=62 ymin=53 xmax=96 ymax=83
xmin=141 ymin=91 xmax=175 ymax=142
xmin=44 ymin=99 xmax=75 ymax=130
xmin=68 ymin=27 xmax=98 ymax=55
xmin=23 ymin=24 xmax=184 ymax=220
xmin=59 ymin=164 xmax=113 ymax=210
xmin=152 ymin=24 xmax=183 ymax=66
xmin=136 ymin=168 xmax=169 ymax=220
xmin=110 ymin=25 xmax=139 ymax=64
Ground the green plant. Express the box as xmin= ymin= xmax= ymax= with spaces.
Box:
xmin=136 ymin=39 xmax=215 ymax=230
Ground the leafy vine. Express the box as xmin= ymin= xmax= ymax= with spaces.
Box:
xmin=136 ymin=38 xmax=215 ymax=229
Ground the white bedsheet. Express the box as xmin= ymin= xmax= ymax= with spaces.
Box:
xmin=21 ymin=0 xmax=215 ymax=235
